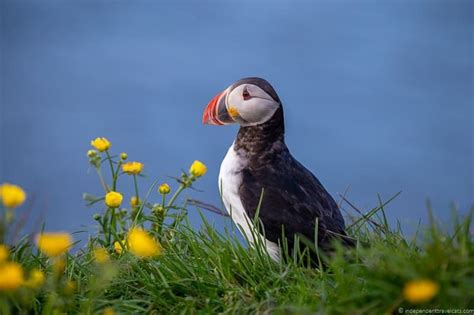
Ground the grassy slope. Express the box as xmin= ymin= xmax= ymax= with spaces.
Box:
xmin=12 ymin=204 xmax=473 ymax=314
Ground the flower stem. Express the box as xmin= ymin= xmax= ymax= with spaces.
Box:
xmin=133 ymin=175 xmax=139 ymax=201
xmin=167 ymin=185 xmax=185 ymax=208
xmin=0 ymin=297 xmax=11 ymax=315
xmin=98 ymin=214 xmax=108 ymax=239
xmin=105 ymin=151 xmax=116 ymax=190
xmin=132 ymin=175 xmax=140 ymax=222
xmin=104 ymin=208 xmax=112 ymax=245
xmin=131 ymin=179 xmax=159 ymax=228
xmin=110 ymin=207 xmax=117 ymax=239
xmin=112 ymin=161 xmax=122 ymax=191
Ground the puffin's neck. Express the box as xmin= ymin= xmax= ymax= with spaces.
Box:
xmin=234 ymin=106 xmax=286 ymax=157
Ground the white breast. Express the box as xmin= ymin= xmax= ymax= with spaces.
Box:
xmin=218 ymin=142 xmax=280 ymax=261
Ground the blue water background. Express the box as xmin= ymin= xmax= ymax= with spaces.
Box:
xmin=1 ymin=1 xmax=472 ymax=239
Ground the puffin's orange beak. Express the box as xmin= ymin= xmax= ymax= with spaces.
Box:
xmin=203 ymin=89 xmax=235 ymax=125
xmin=202 ymin=91 xmax=225 ymax=125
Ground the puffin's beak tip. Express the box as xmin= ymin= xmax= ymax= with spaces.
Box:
xmin=202 ymin=111 xmax=210 ymax=125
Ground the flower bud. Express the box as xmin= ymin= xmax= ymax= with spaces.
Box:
xmin=130 ymin=196 xmax=140 ymax=208
xmin=93 ymin=214 xmax=101 ymax=221
xmin=158 ymin=183 xmax=171 ymax=195
xmin=114 ymin=241 xmax=125 ymax=254
xmin=152 ymin=204 xmax=165 ymax=215
xmin=87 ymin=150 xmax=97 ymax=158
xmin=90 ymin=156 xmax=101 ymax=168
xmin=120 ymin=152 xmax=128 ymax=160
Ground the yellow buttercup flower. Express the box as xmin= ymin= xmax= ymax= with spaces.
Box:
xmin=130 ymin=196 xmax=140 ymax=208
xmin=103 ymin=307 xmax=115 ymax=315
xmin=122 ymin=162 xmax=144 ymax=175
xmin=90 ymin=137 xmax=111 ymax=152
xmin=403 ymin=279 xmax=439 ymax=304
xmin=189 ymin=160 xmax=207 ymax=177
xmin=105 ymin=191 xmax=123 ymax=208
xmin=0 ymin=244 xmax=9 ymax=263
xmin=0 ymin=262 xmax=24 ymax=291
xmin=36 ymin=232 xmax=73 ymax=257
xmin=127 ymin=228 xmax=161 ymax=259
xmin=113 ymin=241 xmax=125 ymax=254
xmin=158 ymin=183 xmax=171 ymax=195
xmin=25 ymin=269 xmax=45 ymax=289
xmin=93 ymin=247 xmax=110 ymax=264
xmin=0 ymin=183 xmax=26 ymax=208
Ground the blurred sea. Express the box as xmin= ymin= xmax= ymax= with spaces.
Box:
xmin=1 ymin=0 xmax=472 ymax=238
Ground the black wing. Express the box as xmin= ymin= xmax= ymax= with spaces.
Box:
xmin=239 ymin=151 xmax=348 ymax=252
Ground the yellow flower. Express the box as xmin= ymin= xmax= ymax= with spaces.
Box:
xmin=158 ymin=183 xmax=171 ymax=195
xmin=93 ymin=247 xmax=110 ymax=264
xmin=0 ymin=183 xmax=26 ymax=208
xmin=0 ymin=244 xmax=9 ymax=263
xmin=189 ymin=160 xmax=207 ymax=177
xmin=103 ymin=307 xmax=115 ymax=315
xmin=120 ymin=152 xmax=128 ymax=160
xmin=130 ymin=196 xmax=140 ymax=208
xmin=0 ymin=262 xmax=24 ymax=291
xmin=122 ymin=161 xmax=144 ymax=175
xmin=113 ymin=241 xmax=125 ymax=254
xmin=25 ymin=269 xmax=45 ymax=289
xmin=90 ymin=137 xmax=111 ymax=152
xmin=403 ymin=279 xmax=439 ymax=304
xmin=127 ymin=228 xmax=161 ymax=259
xmin=36 ymin=232 xmax=73 ymax=257
xmin=105 ymin=191 xmax=123 ymax=208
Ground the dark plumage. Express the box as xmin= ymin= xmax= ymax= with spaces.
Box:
xmin=204 ymin=77 xmax=352 ymax=260
xmin=236 ymin=103 xmax=349 ymax=254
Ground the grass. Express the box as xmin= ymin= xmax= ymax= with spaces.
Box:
xmin=0 ymin=139 xmax=473 ymax=314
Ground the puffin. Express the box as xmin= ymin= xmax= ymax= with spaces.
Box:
xmin=202 ymin=77 xmax=352 ymax=261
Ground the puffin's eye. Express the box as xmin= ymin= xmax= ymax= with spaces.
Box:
xmin=242 ymin=88 xmax=251 ymax=100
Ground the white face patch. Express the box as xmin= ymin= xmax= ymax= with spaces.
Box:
xmin=226 ymin=84 xmax=280 ymax=126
